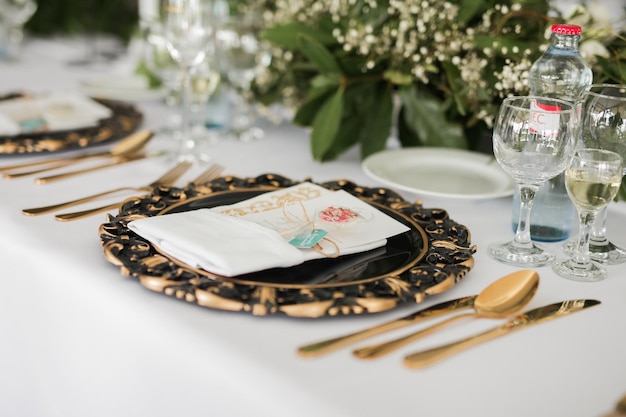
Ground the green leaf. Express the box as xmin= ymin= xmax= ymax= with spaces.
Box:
xmin=298 ymin=34 xmax=342 ymax=73
xmin=397 ymin=106 xmax=421 ymax=147
xmin=384 ymin=70 xmax=413 ymax=86
xmin=399 ymin=86 xmax=467 ymax=148
xmin=311 ymin=88 xmax=344 ymax=160
xmin=457 ymin=0 xmax=486 ymax=25
xmin=359 ymin=84 xmax=394 ymax=158
xmin=134 ymin=59 xmax=163 ymax=89
xmin=319 ymin=112 xmax=362 ymax=161
xmin=261 ymin=23 xmax=336 ymax=49
xmin=293 ymin=85 xmax=337 ymax=126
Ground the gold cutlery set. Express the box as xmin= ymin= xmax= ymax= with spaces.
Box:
xmin=298 ymin=270 xmax=600 ymax=369
xmin=0 ymin=130 xmax=225 ymax=221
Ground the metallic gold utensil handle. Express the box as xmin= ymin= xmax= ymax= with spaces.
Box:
xmin=297 ymin=295 xmax=476 ymax=358
xmin=352 ymin=313 xmax=470 ymax=359
xmin=22 ymin=186 xmax=143 ymax=215
xmin=403 ymin=298 xmax=601 ymax=369
xmin=403 ymin=326 xmax=510 ymax=369
xmin=34 ymin=153 xmax=156 ymax=184
xmin=55 ymin=202 xmax=121 ymax=222
xmin=298 ymin=320 xmax=415 ymax=359
xmin=3 ymin=158 xmax=100 ymax=179
xmin=0 ymin=151 xmax=108 ymax=174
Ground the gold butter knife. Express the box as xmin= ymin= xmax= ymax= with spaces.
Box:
xmin=34 ymin=151 xmax=165 ymax=184
xmin=297 ymin=295 xmax=477 ymax=358
xmin=403 ymin=299 xmax=600 ymax=369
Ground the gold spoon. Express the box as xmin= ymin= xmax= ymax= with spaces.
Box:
xmin=2 ymin=130 xmax=153 ymax=178
xmin=352 ymin=269 xmax=539 ymax=360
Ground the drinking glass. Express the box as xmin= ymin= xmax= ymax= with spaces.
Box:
xmin=0 ymin=0 xmax=37 ymax=61
xmin=216 ymin=12 xmax=271 ymax=141
xmin=163 ymin=0 xmax=215 ymax=161
xmin=552 ymin=149 xmax=623 ymax=281
xmin=488 ymin=96 xmax=578 ymax=266
xmin=576 ymin=84 xmax=626 ymax=264
xmin=143 ymin=20 xmax=184 ymax=138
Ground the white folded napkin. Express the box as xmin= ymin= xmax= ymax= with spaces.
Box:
xmin=0 ymin=92 xmax=113 ymax=135
xmin=129 ymin=209 xmax=306 ymax=276
xmin=128 ymin=184 xmax=410 ymax=277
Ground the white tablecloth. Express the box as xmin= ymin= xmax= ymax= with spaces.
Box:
xmin=2 ymin=38 xmax=626 ymax=417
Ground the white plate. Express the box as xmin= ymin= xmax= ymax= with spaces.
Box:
xmin=80 ymin=75 xmax=167 ymax=102
xmin=362 ymin=148 xmax=515 ymax=200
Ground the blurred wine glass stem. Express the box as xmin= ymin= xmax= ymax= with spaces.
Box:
xmin=512 ymin=184 xmax=538 ymax=247
xmin=573 ymin=211 xmax=595 ymax=265
xmin=227 ymin=86 xmax=263 ymax=141
xmin=178 ymin=66 xmax=195 ymax=157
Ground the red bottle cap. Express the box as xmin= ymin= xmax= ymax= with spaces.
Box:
xmin=551 ymin=24 xmax=582 ymax=35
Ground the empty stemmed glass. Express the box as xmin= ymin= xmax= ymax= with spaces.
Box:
xmin=575 ymin=84 xmax=626 ymax=264
xmin=553 ymin=149 xmax=623 ymax=281
xmin=216 ymin=12 xmax=271 ymax=141
xmin=163 ymin=0 xmax=215 ymax=161
xmin=488 ymin=96 xmax=578 ymax=266
xmin=143 ymin=20 xmax=184 ymax=139
xmin=0 ymin=0 xmax=37 ymax=61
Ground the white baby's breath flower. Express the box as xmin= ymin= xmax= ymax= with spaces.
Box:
xmin=579 ymin=39 xmax=610 ymax=64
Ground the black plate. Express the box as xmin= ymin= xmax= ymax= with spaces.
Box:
xmin=100 ymin=174 xmax=476 ymax=318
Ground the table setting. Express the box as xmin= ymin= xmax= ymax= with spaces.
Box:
xmin=2 ymin=0 xmax=626 ymax=416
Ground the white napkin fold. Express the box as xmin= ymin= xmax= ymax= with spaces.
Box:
xmin=129 ymin=209 xmax=306 ymax=276
xmin=128 ymin=184 xmax=410 ymax=277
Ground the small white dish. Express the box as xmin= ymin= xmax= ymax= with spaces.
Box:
xmin=362 ymin=147 xmax=515 ymax=200
xmin=80 ymin=75 xmax=167 ymax=102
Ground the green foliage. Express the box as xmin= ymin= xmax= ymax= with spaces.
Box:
xmin=25 ymin=0 xmax=139 ymax=43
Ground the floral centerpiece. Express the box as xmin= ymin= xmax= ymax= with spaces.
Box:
xmin=245 ymin=0 xmax=625 ymax=153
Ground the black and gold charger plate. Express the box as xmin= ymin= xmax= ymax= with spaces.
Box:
xmin=0 ymin=96 xmax=143 ymax=155
xmin=99 ymin=174 xmax=476 ymax=318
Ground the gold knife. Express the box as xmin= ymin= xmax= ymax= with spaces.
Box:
xmin=403 ymin=299 xmax=601 ymax=369
xmin=297 ymin=295 xmax=477 ymax=358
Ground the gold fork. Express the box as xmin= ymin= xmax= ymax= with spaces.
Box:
xmin=22 ymin=160 xmax=193 ymax=216
xmin=54 ymin=163 xmax=225 ymax=222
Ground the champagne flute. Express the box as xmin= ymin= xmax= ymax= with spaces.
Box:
xmin=163 ymin=0 xmax=215 ymax=161
xmin=488 ymin=96 xmax=578 ymax=267
xmin=216 ymin=12 xmax=271 ymax=141
xmin=577 ymin=84 xmax=626 ymax=264
xmin=553 ymin=149 xmax=623 ymax=281
xmin=143 ymin=20 xmax=184 ymax=139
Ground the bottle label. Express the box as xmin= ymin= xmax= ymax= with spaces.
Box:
xmin=529 ymin=99 xmax=561 ymax=137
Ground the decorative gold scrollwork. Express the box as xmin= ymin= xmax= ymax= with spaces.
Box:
xmin=98 ymin=174 xmax=475 ymax=318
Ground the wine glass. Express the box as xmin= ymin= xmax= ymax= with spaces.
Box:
xmin=0 ymin=0 xmax=37 ymax=61
xmin=143 ymin=20 xmax=184 ymax=139
xmin=552 ymin=149 xmax=623 ymax=281
xmin=216 ymin=12 xmax=271 ymax=141
xmin=488 ymin=96 xmax=578 ymax=266
xmin=163 ymin=0 xmax=215 ymax=161
xmin=577 ymin=84 xmax=626 ymax=264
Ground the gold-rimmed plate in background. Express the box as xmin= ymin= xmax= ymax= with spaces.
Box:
xmin=0 ymin=96 xmax=143 ymax=155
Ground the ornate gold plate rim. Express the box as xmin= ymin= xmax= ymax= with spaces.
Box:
xmin=99 ymin=174 xmax=476 ymax=318
xmin=0 ymin=97 xmax=143 ymax=155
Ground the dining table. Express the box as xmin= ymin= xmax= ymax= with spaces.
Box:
xmin=2 ymin=36 xmax=626 ymax=417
